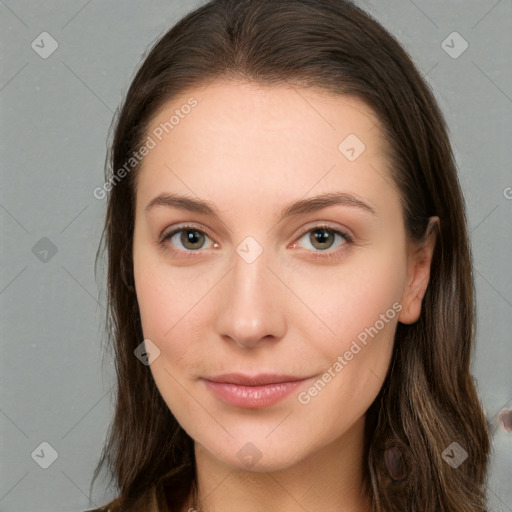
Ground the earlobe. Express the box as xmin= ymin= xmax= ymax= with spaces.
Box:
xmin=398 ymin=217 xmax=439 ymax=325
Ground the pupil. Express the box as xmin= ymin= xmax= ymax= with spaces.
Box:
xmin=182 ymin=230 xmax=204 ymax=249
xmin=312 ymin=229 xmax=333 ymax=249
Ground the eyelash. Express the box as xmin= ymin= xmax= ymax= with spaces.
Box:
xmin=158 ymin=223 xmax=354 ymax=261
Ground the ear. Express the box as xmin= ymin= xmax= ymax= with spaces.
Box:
xmin=398 ymin=217 xmax=439 ymax=325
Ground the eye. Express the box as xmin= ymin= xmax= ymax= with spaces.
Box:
xmin=292 ymin=225 xmax=353 ymax=257
xmin=159 ymin=223 xmax=353 ymax=260
xmin=160 ymin=225 xmax=216 ymax=255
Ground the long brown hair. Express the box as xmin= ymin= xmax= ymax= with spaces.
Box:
xmin=92 ymin=1 xmax=490 ymax=510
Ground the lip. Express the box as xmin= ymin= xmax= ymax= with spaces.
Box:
xmin=201 ymin=373 xmax=312 ymax=409
xmin=205 ymin=372 xmax=309 ymax=386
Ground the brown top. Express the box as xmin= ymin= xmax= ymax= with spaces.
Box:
xmin=84 ymin=487 xmax=163 ymax=512
xmin=84 ymin=492 xmax=159 ymax=512
xmin=84 ymin=468 xmax=187 ymax=512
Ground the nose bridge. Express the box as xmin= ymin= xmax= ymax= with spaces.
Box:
xmin=215 ymin=239 xmax=286 ymax=347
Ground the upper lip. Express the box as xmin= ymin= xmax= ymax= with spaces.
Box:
xmin=204 ymin=373 xmax=310 ymax=386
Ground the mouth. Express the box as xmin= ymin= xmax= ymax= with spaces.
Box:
xmin=201 ymin=372 xmax=314 ymax=409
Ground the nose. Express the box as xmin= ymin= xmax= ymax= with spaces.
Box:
xmin=214 ymin=245 xmax=288 ymax=349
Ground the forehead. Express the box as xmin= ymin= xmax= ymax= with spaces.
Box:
xmin=135 ymin=80 xmax=398 ymax=218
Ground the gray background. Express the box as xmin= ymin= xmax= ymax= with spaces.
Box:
xmin=1 ymin=1 xmax=511 ymax=511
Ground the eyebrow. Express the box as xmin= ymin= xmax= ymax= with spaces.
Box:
xmin=144 ymin=191 xmax=377 ymax=221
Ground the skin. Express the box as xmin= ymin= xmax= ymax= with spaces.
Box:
xmin=132 ymin=80 xmax=437 ymax=512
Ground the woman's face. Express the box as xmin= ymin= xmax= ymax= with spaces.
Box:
xmin=132 ymin=81 xmax=430 ymax=472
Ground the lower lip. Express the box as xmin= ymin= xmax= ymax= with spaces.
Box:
xmin=203 ymin=379 xmax=307 ymax=409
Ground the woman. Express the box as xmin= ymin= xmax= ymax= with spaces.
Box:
xmin=89 ymin=0 xmax=490 ymax=510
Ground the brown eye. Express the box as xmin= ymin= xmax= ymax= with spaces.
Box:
xmin=161 ymin=225 xmax=214 ymax=254
xmin=309 ymin=228 xmax=337 ymax=250
xmin=292 ymin=225 xmax=354 ymax=262
xmin=179 ymin=229 xmax=207 ymax=250
xmin=297 ymin=226 xmax=351 ymax=252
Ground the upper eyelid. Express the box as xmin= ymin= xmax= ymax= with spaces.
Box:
xmin=295 ymin=222 xmax=352 ymax=239
xmin=162 ymin=223 xmax=215 ymax=241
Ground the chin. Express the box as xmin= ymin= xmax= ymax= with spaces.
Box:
xmin=192 ymin=427 xmax=321 ymax=473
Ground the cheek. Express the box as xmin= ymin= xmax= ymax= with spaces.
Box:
xmin=292 ymin=248 xmax=402 ymax=412
xmin=290 ymin=245 xmax=406 ymax=348
xmin=298 ymin=294 xmax=397 ymax=437
xmin=133 ymin=252 xmax=217 ymax=376
xmin=134 ymin=242 xmax=193 ymax=336
xmin=134 ymin=259 xmax=205 ymax=417
xmin=134 ymin=265 xmax=171 ymax=340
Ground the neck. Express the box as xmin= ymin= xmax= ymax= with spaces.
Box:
xmin=185 ymin=416 xmax=370 ymax=512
